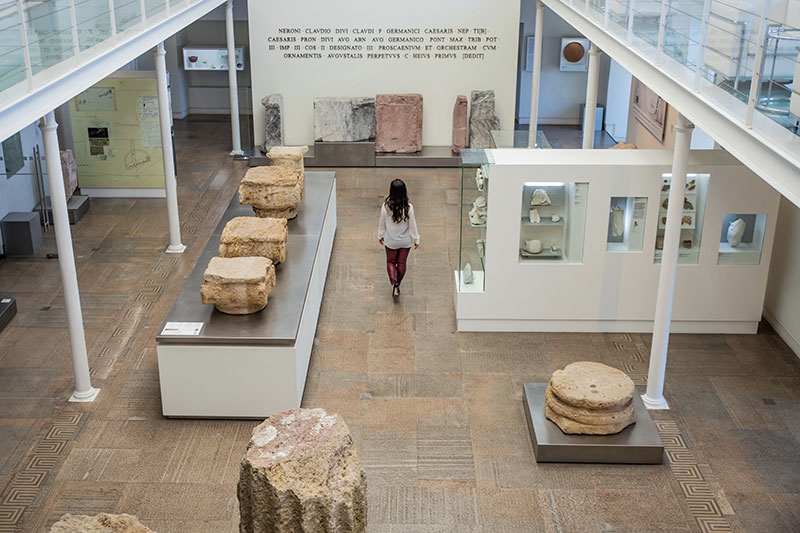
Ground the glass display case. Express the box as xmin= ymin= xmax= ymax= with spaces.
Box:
xmin=654 ymin=173 xmax=709 ymax=264
xmin=458 ymin=150 xmax=490 ymax=291
xmin=519 ymin=182 xmax=588 ymax=263
xmin=718 ymin=213 xmax=767 ymax=265
xmin=607 ymin=197 xmax=648 ymax=252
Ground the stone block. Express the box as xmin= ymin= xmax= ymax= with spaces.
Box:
xmin=451 ymin=95 xmax=467 ymax=154
xmin=470 ymin=89 xmax=496 ymax=119
xmin=469 ymin=90 xmax=500 ymax=149
xmin=200 ymin=256 xmax=276 ymax=315
xmin=261 ymin=94 xmax=285 ymax=153
xmin=219 ymin=216 xmax=288 ymax=264
xmin=238 ymin=408 xmax=367 ymax=533
xmin=60 ymin=149 xmax=78 ymax=199
xmin=267 ymin=145 xmax=309 ymax=196
xmin=375 ymin=94 xmax=422 ymax=153
xmin=239 ymin=166 xmax=302 ymax=219
xmin=50 ymin=513 xmax=154 ymax=532
xmin=314 ymin=97 xmax=375 ymax=142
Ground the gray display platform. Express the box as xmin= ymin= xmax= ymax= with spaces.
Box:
xmin=0 ymin=297 xmax=16 ymax=333
xmin=250 ymin=144 xmax=460 ymax=168
xmin=38 ymin=195 xmax=90 ymax=224
xmin=523 ymin=382 xmax=664 ymax=464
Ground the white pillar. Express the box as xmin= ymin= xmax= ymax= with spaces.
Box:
xmin=528 ymin=0 xmax=545 ymax=148
xmin=154 ymin=42 xmax=186 ymax=254
xmin=225 ymin=0 xmax=244 ymax=156
xmin=643 ymin=113 xmax=694 ymax=410
xmin=582 ymin=43 xmax=601 ymax=149
xmin=39 ymin=112 xmax=99 ymax=403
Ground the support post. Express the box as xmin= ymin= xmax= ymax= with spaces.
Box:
xmin=39 ymin=112 xmax=99 ymax=403
xmin=693 ymin=0 xmax=712 ymax=91
xmin=154 ymin=42 xmax=186 ymax=254
xmin=643 ymin=113 xmax=694 ymax=410
xmin=225 ymin=0 xmax=244 ymax=156
xmin=655 ymin=0 xmax=670 ymax=65
xmin=745 ymin=3 xmax=770 ymax=128
xmin=528 ymin=0 xmax=545 ymax=148
xmin=582 ymin=42 xmax=601 ymax=149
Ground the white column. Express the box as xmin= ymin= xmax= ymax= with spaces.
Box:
xmin=528 ymin=0 xmax=545 ymax=148
xmin=582 ymin=43 xmax=601 ymax=149
xmin=643 ymin=113 xmax=694 ymax=410
xmin=154 ymin=42 xmax=186 ymax=254
xmin=39 ymin=112 xmax=99 ymax=403
xmin=226 ymin=0 xmax=244 ymax=156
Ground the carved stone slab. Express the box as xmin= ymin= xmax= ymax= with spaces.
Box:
xmin=314 ymin=97 xmax=376 ymax=142
xmin=239 ymin=166 xmax=302 ymax=219
xmin=200 ymin=256 xmax=276 ymax=315
xmin=451 ymin=95 xmax=467 ymax=154
xmin=469 ymin=90 xmax=500 ymax=149
xmin=375 ymin=94 xmax=423 ymax=153
xmin=60 ymin=149 xmax=78 ymax=200
xmin=219 ymin=216 xmax=288 ymax=264
xmin=261 ymin=94 xmax=285 ymax=153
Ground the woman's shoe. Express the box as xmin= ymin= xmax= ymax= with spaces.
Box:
xmin=392 ymin=283 xmax=400 ymax=298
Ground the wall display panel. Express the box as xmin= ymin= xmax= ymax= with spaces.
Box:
xmin=247 ymin=0 xmax=521 ymax=147
xmin=654 ymin=173 xmax=709 ymax=265
xmin=607 ymin=196 xmax=647 ymax=252
xmin=519 ymin=182 xmax=588 ymax=263
xmin=718 ymin=213 xmax=767 ymax=265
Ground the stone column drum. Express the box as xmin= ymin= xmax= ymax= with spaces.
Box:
xmin=239 ymin=166 xmax=302 ymax=219
xmin=267 ymin=145 xmax=309 ymax=196
xmin=238 ymin=408 xmax=367 ymax=533
xmin=200 ymin=256 xmax=276 ymax=315
xmin=219 ymin=216 xmax=288 ymax=264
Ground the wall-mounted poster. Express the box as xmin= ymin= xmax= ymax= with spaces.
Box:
xmin=631 ymin=78 xmax=667 ymax=141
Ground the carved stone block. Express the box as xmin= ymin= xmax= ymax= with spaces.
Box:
xmin=314 ymin=97 xmax=375 ymax=142
xmin=267 ymin=145 xmax=309 ymax=196
xmin=200 ymin=256 xmax=276 ymax=315
xmin=469 ymin=90 xmax=500 ymax=149
xmin=219 ymin=216 xmax=288 ymax=264
xmin=60 ymin=149 xmax=78 ymax=200
xmin=451 ymin=95 xmax=468 ymax=154
xmin=239 ymin=166 xmax=302 ymax=219
xmin=375 ymin=94 xmax=423 ymax=153
xmin=261 ymin=94 xmax=284 ymax=153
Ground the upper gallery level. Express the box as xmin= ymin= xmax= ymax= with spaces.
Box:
xmin=0 ymin=0 xmax=225 ymax=139
xmin=543 ymin=0 xmax=800 ymax=205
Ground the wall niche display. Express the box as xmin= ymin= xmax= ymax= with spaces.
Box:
xmin=519 ymin=182 xmax=588 ymax=263
xmin=655 ymin=173 xmax=709 ymax=265
xmin=718 ymin=213 xmax=767 ymax=265
xmin=606 ymin=197 xmax=647 ymax=252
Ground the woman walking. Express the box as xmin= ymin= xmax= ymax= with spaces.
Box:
xmin=378 ymin=179 xmax=420 ymax=298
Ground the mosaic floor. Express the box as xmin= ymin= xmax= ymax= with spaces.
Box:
xmin=0 ymin=118 xmax=799 ymax=532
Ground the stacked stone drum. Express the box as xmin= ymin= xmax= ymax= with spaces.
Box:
xmin=239 ymin=166 xmax=302 ymax=219
xmin=219 ymin=216 xmax=288 ymax=264
xmin=267 ymin=145 xmax=308 ymax=197
xmin=200 ymin=256 xmax=276 ymax=315
xmin=545 ymin=362 xmax=636 ymax=435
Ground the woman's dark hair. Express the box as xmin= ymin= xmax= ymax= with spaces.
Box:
xmin=384 ymin=179 xmax=410 ymax=223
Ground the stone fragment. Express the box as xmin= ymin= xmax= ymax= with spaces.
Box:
xmin=267 ymin=145 xmax=309 ymax=196
xmin=451 ymin=95 xmax=468 ymax=154
xmin=545 ymin=385 xmax=633 ymax=425
xmin=470 ymin=90 xmax=496 ymax=119
xmin=375 ymin=94 xmax=422 ymax=153
xmin=727 ymin=218 xmax=745 ymax=247
xmin=60 ymin=149 xmax=78 ymax=200
xmin=314 ymin=97 xmax=375 ymax=142
xmin=239 ymin=166 xmax=302 ymax=219
xmin=50 ymin=513 xmax=154 ymax=532
xmin=545 ymin=404 xmax=634 ymax=435
xmin=469 ymin=90 xmax=501 ymax=148
xmin=530 ymin=189 xmax=551 ymax=206
xmin=238 ymin=408 xmax=367 ymax=533
xmin=524 ymin=239 xmax=543 ymax=254
xmin=261 ymin=94 xmax=284 ymax=153
xmin=550 ymin=361 xmax=635 ymax=410
xmin=219 ymin=216 xmax=288 ymax=264
xmin=200 ymin=256 xmax=275 ymax=315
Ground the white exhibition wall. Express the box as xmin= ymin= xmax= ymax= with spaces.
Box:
xmin=0 ymin=123 xmax=44 ymax=254
xmin=765 ymin=198 xmax=800 ymax=356
xmin=248 ymin=0 xmax=522 ymax=146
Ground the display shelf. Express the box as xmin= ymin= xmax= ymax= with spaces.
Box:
xmin=520 ymin=248 xmax=563 ymax=259
xmin=521 ymin=217 xmax=565 ymax=227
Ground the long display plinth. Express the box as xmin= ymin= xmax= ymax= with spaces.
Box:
xmin=523 ymin=383 xmax=663 ymax=464
xmin=156 ymin=172 xmax=336 ymax=418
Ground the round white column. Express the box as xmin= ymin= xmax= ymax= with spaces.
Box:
xmin=39 ymin=112 xmax=99 ymax=402
xmin=582 ymin=43 xmax=602 ymax=149
xmin=226 ymin=0 xmax=244 ymax=156
xmin=154 ymin=42 xmax=186 ymax=254
xmin=643 ymin=113 xmax=694 ymax=410
xmin=528 ymin=0 xmax=545 ymax=148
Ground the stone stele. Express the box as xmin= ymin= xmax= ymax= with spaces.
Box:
xmin=375 ymin=93 xmax=423 ymax=153
xmin=200 ymin=256 xmax=276 ymax=315
xmin=469 ymin=90 xmax=501 ymax=149
xmin=314 ymin=97 xmax=376 ymax=142
xmin=261 ymin=94 xmax=285 ymax=153
xmin=451 ymin=95 xmax=468 ymax=154
xmin=50 ymin=513 xmax=154 ymax=532
xmin=545 ymin=361 xmax=636 ymax=435
xmin=238 ymin=408 xmax=367 ymax=533
xmin=219 ymin=216 xmax=288 ymax=264
xmin=239 ymin=166 xmax=302 ymax=219
xmin=267 ymin=145 xmax=309 ymax=196
xmin=60 ymin=149 xmax=78 ymax=200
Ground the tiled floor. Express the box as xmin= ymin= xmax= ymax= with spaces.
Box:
xmin=0 ymin=118 xmax=799 ymax=532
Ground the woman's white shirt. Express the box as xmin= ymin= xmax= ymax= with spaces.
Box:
xmin=378 ymin=203 xmax=420 ymax=249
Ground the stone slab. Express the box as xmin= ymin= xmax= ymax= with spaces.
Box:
xmin=314 ymin=97 xmax=376 ymax=142
xmin=261 ymin=94 xmax=284 ymax=153
xmin=451 ymin=95 xmax=467 ymax=154
xmin=470 ymin=89 xmax=496 ymax=119
xmin=469 ymin=117 xmax=500 ymax=149
xmin=375 ymin=93 xmax=422 ymax=153
xmin=523 ymin=382 xmax=663 ymax=464
xmin=60 ymin=149 xmax=78 ymax=200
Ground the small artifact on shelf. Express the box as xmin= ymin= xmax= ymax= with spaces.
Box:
xmin=219 ymin=216 xmax=288 ymax=264
xmin=529 ymin=208 xmax=540 ymax=224
xmin=476 ymin=239 xmax=485 ymax=258
xmin=655 ymin=235 xmax=664 ymax=250
xmin=545 ymin=361 xmax=636 ymax=435
xmin=551 ymin=214 xmax=560 ymax=223
xmin=682 ymin=238 xmax=693 ymax=249
xmin=200 ymin=256 xmax=276 ymax=315
xmin=661 ymin=216 xmax=667 ymax=225
xmin=550 ymin=244 xmax=558 ymax=253
xmin=524 ymin=239 xmax=543 ymax=254
xmin=474 ymin=196 xmax=487 ymax=209
xmin=530 ymin=189 xmax=552 ymax=206
xmin=469 ymin=206 xmax=486 ymax=226
xmin=686 ymin=178 xmax=696 ymax=191
xmin=611 ymin=206 xmax=625 ymax=237
xmin=238 ymin=408 xmax=366 ymax=533
xmin=462 ymin=262 xmax=474 ymax=284
xmin=727 ymin=218 xmax=746 ymax=247
xmin=239 ymin=166 xmax=302 ymax=219
xmin=662 ymin=197 xmax=694 ymax=210
xmin=475 ymin=168 xmax=485 ymax=191
xmin=681 ymin=215 xmax=693 ymax=225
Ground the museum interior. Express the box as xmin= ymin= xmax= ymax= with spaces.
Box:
xmin=1 ymin=0 xmax=800 ymax=531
